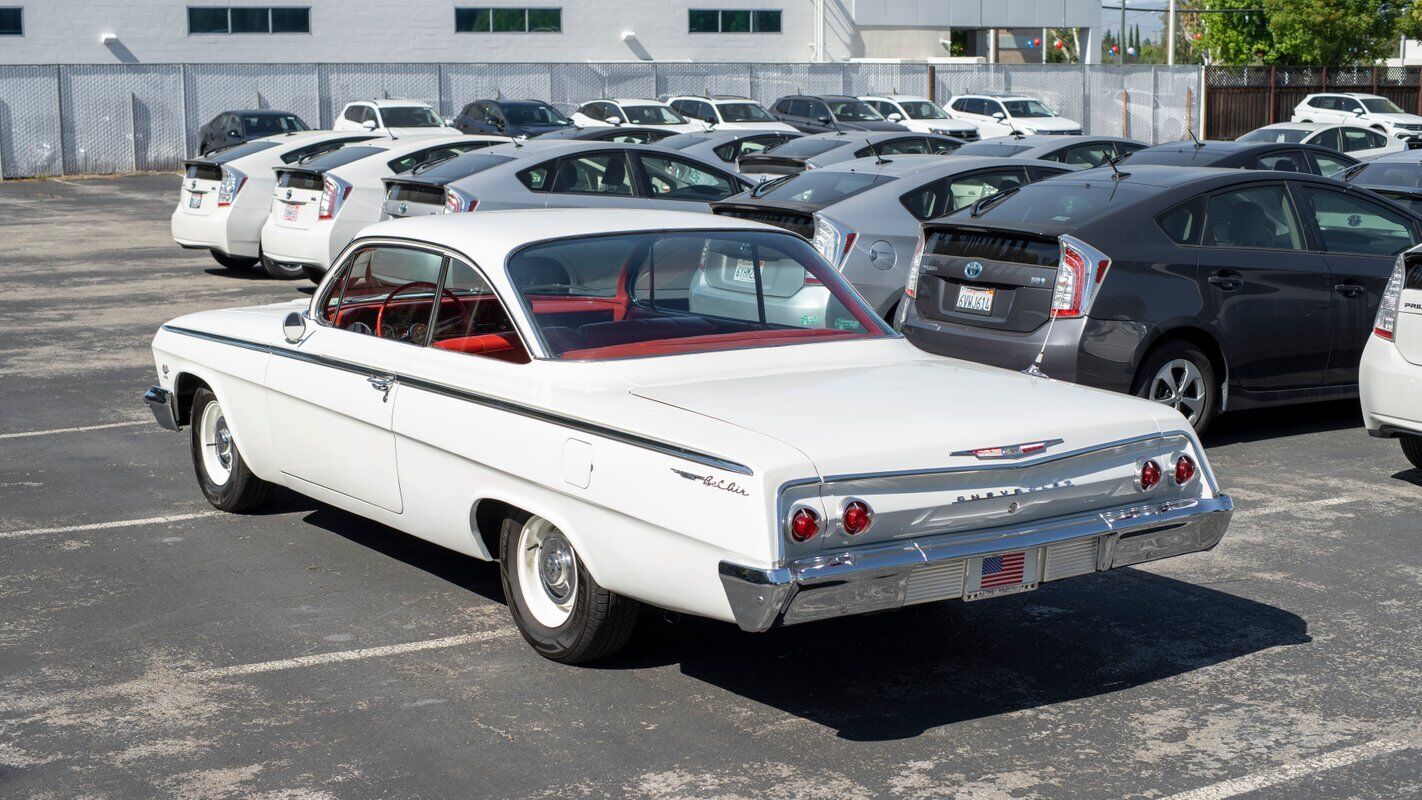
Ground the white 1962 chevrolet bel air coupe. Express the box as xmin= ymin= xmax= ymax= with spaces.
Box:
xmin=145 ymin=209 xmax=1233 ymax=663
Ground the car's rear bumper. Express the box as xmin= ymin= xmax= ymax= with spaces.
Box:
xmin=900 ymin=303 xmax=1087 ymax=379
xmin=718 ymin=494 xmax=1233 ymax=632
xmin=1359 ymin=334 xmax=1422 ymax=435
xmin=260 ymin=219 xmax=337 ymax=270
xmin=171 ymin=202 xmax=264 ymax=259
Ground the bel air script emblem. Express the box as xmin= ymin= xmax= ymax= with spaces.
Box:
xmin=964 ymin=260 xmax=984 ymax=279
xmin=951 ymin=438 xmax=1064 ymax=460
xmin=670 ymin=467 xmax=749 ymax=496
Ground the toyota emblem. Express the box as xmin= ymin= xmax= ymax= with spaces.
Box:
xmin=285 ymin=189 xmax=293 ymax=199
xmin=399 ymin=202 xmax=408 ymax=214
xmin=964 ymin=261 xmax=984 ymax=279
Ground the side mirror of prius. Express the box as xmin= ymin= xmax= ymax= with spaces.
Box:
xmin=361 ymin=119 xmax=378 ymax=131
xmin=282 ymin=311 xmax=307 ymax=344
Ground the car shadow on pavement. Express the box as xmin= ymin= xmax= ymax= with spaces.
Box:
xmin=1202 ymin=399 xmax=1361 ymax=447
xmin=613 ymin=570 xmax=1310 ymax=742
xmin=201 ymin=267 xmax=272 ymax=282
xmin=1391 ymin=468 xmax=1422 ymax=488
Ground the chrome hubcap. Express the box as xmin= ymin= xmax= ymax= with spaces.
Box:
xmin=1148 ymin=358 xmax=1207 ymax=424
xmin=199 ymin=401 xmax=234 ymax=486
xmin=516 ymin=517 xmax=578 ymax=628
xmin=537 ymin=533 xmax=576 ymax=604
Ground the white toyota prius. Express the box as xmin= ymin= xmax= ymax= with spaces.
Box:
xmin=145 ymin=210 xmax=1233 ymax=663
xmin=1361 ymin=249 xmax=1422 ymax=468
xmin=171 ymin=131 xmax=379 ymax=278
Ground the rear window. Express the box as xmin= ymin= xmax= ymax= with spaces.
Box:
xmin=279 ymin=137 xmax=376 ymax=164
xmin=717 ymin=102 xmax=775 ymax=122
xmin=1373 ymin=189 xmax=1422 ymax=215
xmin=206 ymin=140 xmax=280 ymax=163
xmin=1237 ymin=128 xmax=1310 ymax=144
xmin=959 ymin=180 xmax=1161 ymax=226
xmin=753 ymin=171 xmax=897 ymax=205
xmin=381 ymin=106 xmax=444 ymax=128
xmin=295 ymin=146 xmax=386 ymax=170
xmin=655 ymin=134 xmax=711 ymax=151
xmin=1118 ymin=146 xmax=1227 ymax=166
xmin=953 ymin=142 xmax=1032 ymax=158
xmin=759 ymin=138 xmax=847 ymax=159
xmin=414 ymin=152 xmax=516 ymax=182
xmin=1351 ymin=161 xmax=1422 ymax=188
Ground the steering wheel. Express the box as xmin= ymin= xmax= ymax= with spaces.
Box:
xmin=375 ymin=281 xmax=468 ymax=342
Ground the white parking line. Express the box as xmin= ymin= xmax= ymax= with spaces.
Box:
xmin=0 ymin=511 xmax=220 ymax=539
xmin=0 ymin=420 xmax=150 ymax=440
xmin=189 ymin=630 xmax=509 ymax=679
xmin=1161 ymin=737 xmax=1419 ymax=800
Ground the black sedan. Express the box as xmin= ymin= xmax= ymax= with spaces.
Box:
xmin=534 ymin=126 xmax=679 ymax=144
xmin=1343 ymin=150 xmax=1422 ymax=214
xmin=769 ymin=95 xmax=909 ymax=134
xmin=898 ymin=165 xmax=1422 ymax=431
xmin=452 ymin=99 xmax=574 ymax=138
xmin=196 ymin=110 xmax=308 ymax=155
xmin=1120 ymin=140 xmax=1358 ymax=177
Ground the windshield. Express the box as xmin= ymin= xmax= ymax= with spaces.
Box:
xmin=717 ymin=102 xmax=776 ymax=122
xmin=954 ymin=179 xmax=1160 ymax=226
xmin=899 ymin=100 xmax=949 ymax=120
xmin=1351 ymin=161 xmax=1422 ymax=188
xmin=953 ymin=142 xmax=1032 ymax=157
xmin=1238 ymin=128 xmax=1310 ymax=143
xmin=508 ymin=230 xmax=889 ymax=360
xmin=753 ymin=171 xmax=897 ymax=205
xmin=827 ymin=100 xmax=885 ymax=122
xmin=1004 ymin=100 xmax=1054 ymax=118
xmin=414 ymin=152 xmax=515 ymax=181
xmin=1362 ymin=98 xmax=1406 ymax=114
xmin=380 ymin=106 xmax=444 ymax=128
xmin=243 ymin=114 xmax=307 ymax=135
xmin=621 ymin=105 xmax=686 ymax=125
xmin=757 ymin=137 xmax=847 ymax=159
xmin=504 ymin=103 xmax=570 ymax=125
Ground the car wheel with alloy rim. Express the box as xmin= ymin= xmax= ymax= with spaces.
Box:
xmin=1132 ymin=340 xmax=1218 ymax=433
xmin=261 ymin=254 xmax=307 ymax=281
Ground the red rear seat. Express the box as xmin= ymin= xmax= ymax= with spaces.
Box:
xmin=433 ymin=333 xmax=528 ymax=363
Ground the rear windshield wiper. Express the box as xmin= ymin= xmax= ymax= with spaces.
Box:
xmin=968 ymin=185 xmax=1021 ymax=218
xmin=749 ymin=174 xmax=792 ymax=198
xmin=412 ymin=154 xmax=459 ymax=175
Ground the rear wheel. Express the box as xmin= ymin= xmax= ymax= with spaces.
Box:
xmin=498 ymin=510 xmax=638 ymax=664
xmin=210 ymin=250 xmax=258 ymax=271
xmin=1133 ymin=340 xmax=1218 ymax=433
xmin=1401 ymin=434 xmax=1422 ymax=470
xmin=189 ymin=387 xmax=272 ymax=513
xmin=261 ymin=254 xmax=307 ymax=281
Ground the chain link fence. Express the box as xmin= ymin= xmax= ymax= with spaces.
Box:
xmin=0 ymin=62 xmax=1204 ymax=179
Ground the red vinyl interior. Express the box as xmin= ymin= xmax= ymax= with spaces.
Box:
xmin=559 ymin=328 xmax=866 ymax=360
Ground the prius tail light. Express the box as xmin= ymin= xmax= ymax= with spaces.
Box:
xmin=1051 ymin=234 xmax=1111 ymax=319
xmin=787 ymin=507 xmax=821 ymax=542
xmin=904 ymin=235 xmax=925 ymax=299
xmin=812 ymin=214 xmax=856 ymax=270
xmin=217 ymin=167 xmax=247 ymax=207
xmin=444 ymin=187 xmax=478 ymax=213
xmin=1374 ymin=256 xmax=1405 ymax=340
xmin=318 ymin=175 xmax=352 ymax=220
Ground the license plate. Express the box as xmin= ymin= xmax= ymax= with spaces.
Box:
xmin=281 ymin=202 xmax=300 ymax=222
xmin=187 ymin=193 xmax=202 ymax=209
xmin=733 ymin=262 xmax=757 ymax=283
xmin=956 ymin=285 xmax=995 ymax=315
xmin=963 ymin=549 xmax=1039 ymax=601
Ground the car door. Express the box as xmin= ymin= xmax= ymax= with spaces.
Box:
xmin=265 ymin=244 xmax=450 ymax=512
xmin=546 ymin=149 xmax=650 ymax=209
xmin=1196 ymin=182 xmax=1333 ymax=392
xmin=634 ymin=151 xmax=743 ymax=210
xmin=1293 ymin=182 xmax=1422 ymax=385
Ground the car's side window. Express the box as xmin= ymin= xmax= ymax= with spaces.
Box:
xmin=1156 ymin=198 xmax=1203 ymax=245
xmin=1309 ymin=151 xmax=1355 ymax=177
xmin=877 ymin=137 xmax=931 ymax=155
xmin=518 ymin=161 xmax=553 ymax=191
xmin=1365 ymin=129 xmax=1387 ymax=149
xmin=1114 ymin=142 xmax=1146 ymax=158
xmin=343 ymin=105 xmax=363 ymax=123
xmin=1058 ymin=142 xmax=1115 ymax=167
xmin=638 ymin=153 xmax=737 ymax=200
xmin=1252 ymin=150 xmax=1307 ymax=172
xmin=806 ymin=100 xmax=829 ymax=120
xmin=1311 ymin=127 xmax=1342 ymax=151
xmin=599 ymin=102 xmax=622 ymax=121
xmin=1339 ymin=127 xmax=1377 ymax=153
xmin=550 ymin=152 xmax=634 ymax=195
xmin=387 ymin=143 xmax=486 ymax=175
xmin=1202 ymin=185 xmax=1304 ymax=250
xmin=899 ymin=168 xmax=1026 ymax=221
xmin=928 ymin=137 xmax=960 ymax=154
xmin=322 ymin=246 xmax=449 ymax=342
xmin=1299 ymin=186 xmax=1418 ymax=256
xmin=985 ymin=100 xmax=1007 ymax=118
xmin=428 ymin=258 xmax=530 ymax=363
xmin=579 ymin=103 xmax=603 ymax=121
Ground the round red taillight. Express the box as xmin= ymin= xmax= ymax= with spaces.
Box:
xmin=788 ymin=507 xmax=820 ymax=542
xmin=1139 ymin=460 xmax=1161 ymax=490
xmin=1175 ymin=454 xmax=1196 ymax=485
xmin=842 ymin=500 xmax=873 ymax=535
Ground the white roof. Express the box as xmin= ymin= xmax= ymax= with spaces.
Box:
xmin=1253 ymin=122 xmax=1373 ymax=131
xmin=1309 ymin=92 xmax=1386 ymax=99
xmin=360 ymin=209 xmax=774 ymax=271
xmin=860 ymin=94 xmax=932 ymax=103
xmin=611 ymin=98 xmax=671 ymax=106
xmin=953 ymin=93 xmax=1037 ymax=101
xmin=348 ymin=98 xmax=438 ymax=108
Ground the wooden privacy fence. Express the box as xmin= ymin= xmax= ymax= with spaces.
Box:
xmin=1205 ymin=66 xmax=1422 ymax=140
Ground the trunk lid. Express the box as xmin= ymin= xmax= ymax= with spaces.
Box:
xmin=914 ymin=221 xmax=1066 ymax=333
xmin=180 ymin=161 xmax=222 ymax=217
xmin=271 ymin=167 xmax=325 ymax=229
xmin=736 ymin=154 xmax=807 ymax=176
xmin=381 ymin=178 xmax=448 ymax=220
xmin=711 ymin=200 xmax=819 ymax=239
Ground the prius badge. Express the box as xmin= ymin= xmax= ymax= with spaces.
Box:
xmin=964 ymin=260 xmax=984 ymax=279
xmin=951 ymin=438 xmax=1065 ymax=460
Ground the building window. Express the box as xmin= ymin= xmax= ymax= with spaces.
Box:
xmin=187 ymin=7 xmax=311 ymax=34
xmin=0 ymin=7 xmax=22 ymax=36
xmin=456 ymin=7 xmax=561 ymax=32
xmin=689 ymin=9 xmax=780 ymax=33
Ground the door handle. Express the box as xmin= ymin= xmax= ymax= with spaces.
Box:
xmin=366 ymin=373 xmax=395 ymax=402
xmin=1333 ymin=282 xmax=1365 ymax=298
xmin=1208 ymin=273 xmax=1243 ymax=291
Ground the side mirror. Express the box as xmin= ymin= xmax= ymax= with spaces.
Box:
xmin=227 ymin=129 xmax=241 ymax=137
xmin=1353 ymin=108 xmax=1365 ymax=116
xmin=992 ymin=111 xmax=1006 ymax=120
xmin=444 ymin=116 xmax=456 ymax=126
xmin=361 ymin=119 xmax=378 ymax=131
xmin=282 ymin=311 xmax=307 ymax=344
xmin=606 ymin=116 xmax=622 ymax=126
xmin=817 ymin=115 xmax=832 ymax=124
xmin=887 ymin=112 xmax=903 ymax=122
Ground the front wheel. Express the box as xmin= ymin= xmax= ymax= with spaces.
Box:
xmin=499 ymin=511 xmax=638 ymax=664
xmin=211 ymin=250 xmax=258 ymax=271
xmin=1133 ymin=341 xmax=1218 ymax=433
xmin=189 ymin=387 xmax=273 ymax=513
xmin=1401 ymin=434 xmax=1422 ymax=470
xmin=261 ymin=254 xmax=307 ymax=281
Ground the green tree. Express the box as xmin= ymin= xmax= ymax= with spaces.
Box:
xmin=1187 ymin=0 xmax=1272 ymax=64
xmin=1266 ymin=0 xmax=1404 ymax=64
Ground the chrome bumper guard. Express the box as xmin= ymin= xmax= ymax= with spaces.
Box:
xmin=719 ymin=494 xmax=1233 ymax=632
xmin=144 ymin=386 xmax=181 ymax=431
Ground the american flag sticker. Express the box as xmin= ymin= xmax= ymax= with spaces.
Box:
xmin=979 ymin=551 xmax=1026 ymax=589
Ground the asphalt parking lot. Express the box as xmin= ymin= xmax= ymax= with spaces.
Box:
xmin=2 ymin=173 xmax=1421 ymax=800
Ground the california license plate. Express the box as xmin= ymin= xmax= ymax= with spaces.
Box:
xmin=956 ymin=285 xmax=995 ymax=315
xmin=187 ymin=193 xmax=202 ymax=209
xmin=282 ymin=202 xmax=300 ymax=222
xmin=963 ymin=549 xmax=1040 ymax=601
xmin=732 ymin=262 xmax=757 ymax=283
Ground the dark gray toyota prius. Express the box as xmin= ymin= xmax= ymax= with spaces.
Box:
xmin=898 ymin=165 xmax=1422 ymax=431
